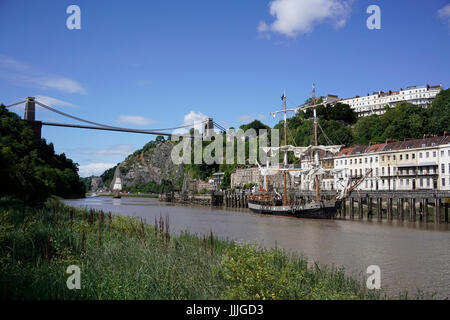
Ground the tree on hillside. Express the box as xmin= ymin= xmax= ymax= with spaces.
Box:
xmin=381 ymin=103 xmax=428 ymax=140
xmin=426 ymin=88 xmax=450 ymax=135
xmin=353 ymin=115 xmax=384 ymax=145
xmin=239 ymin=120 xmax=270 ymax=134
xmin=0 ymin=105 xmax=85 ymax=203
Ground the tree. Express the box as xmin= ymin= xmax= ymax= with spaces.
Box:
xmin=353 ymin=115 xmax=384 ymax=144
xmin=0 ymin=105 xmax=85 ymax=203
xmin=426 ymin=88 xmax=450 ymax=135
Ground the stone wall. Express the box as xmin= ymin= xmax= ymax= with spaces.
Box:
xmin=230 ymin=167 xmax=297 ymax=190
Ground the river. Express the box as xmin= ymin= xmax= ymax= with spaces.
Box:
xmin=63 ymin=196 xmax=450 ymax=298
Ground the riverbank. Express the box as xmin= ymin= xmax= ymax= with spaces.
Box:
xmin=0 ymin=197 xmax=391 ymax=300
xmin=95 ymin=192 xmax=159 ymax=199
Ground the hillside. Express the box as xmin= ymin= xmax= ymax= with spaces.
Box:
xmin=0 ymin=105 xmax=85 ymax=203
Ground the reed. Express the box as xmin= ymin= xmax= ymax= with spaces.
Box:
xmin=0 ymin=197 xmax=437 ymax=300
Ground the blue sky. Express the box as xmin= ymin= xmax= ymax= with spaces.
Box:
xmin=1 ymin=0 xmax=450 ymax=176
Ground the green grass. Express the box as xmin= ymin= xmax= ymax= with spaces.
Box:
xmin=0 ymin=196 xmax=427 ymax=300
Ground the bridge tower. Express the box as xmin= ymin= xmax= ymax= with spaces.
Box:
xmin=203 ymin=117 xmax=214 ymax=138
xmin=24 ymin=97 xmax=42 ymax=139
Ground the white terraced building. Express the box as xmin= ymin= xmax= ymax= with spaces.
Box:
xmin=296 ymin=134 xmax=450 ymax=192
xmin=339 ymin=84 xmax=443 ymax=117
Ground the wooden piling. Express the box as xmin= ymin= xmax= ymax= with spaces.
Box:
xmin=367 ymin=197 xmax=373 ymax=220
xmin=341 ymin=199 xmax=346 ymax=219
xmin=349 ymin=198 xmax=354 ymax=220
xmin=358 ymin=198 xmax=363 ymax=220
xmin=377 ymin=198 xmax=382 ymax=221
xmin=388 ymin=198 xmax=393 ymax=220
xmin=399 ymin=198 xmax=404 ymax=221
xmin=445 ymin=203 xmax=449 ymax=223
xmin=434 ymin=198 xmax=440 ymax=225
xmin=422 ymin=199 xmax=428 ymax=223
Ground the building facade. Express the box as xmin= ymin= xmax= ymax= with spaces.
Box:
xmin=339 ymin=84 xmax=443 ymax=117
xmin=230 ymin=134 xmax=450 ymax=193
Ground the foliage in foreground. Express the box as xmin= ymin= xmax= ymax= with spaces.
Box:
xmin=0 ymin=105 xmax=85 ymax=204
xmin=0 ymin=198 xmax=393 ymax=300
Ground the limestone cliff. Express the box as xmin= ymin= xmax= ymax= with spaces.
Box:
xmin=108 ymin=140 xmax=185 ymax=190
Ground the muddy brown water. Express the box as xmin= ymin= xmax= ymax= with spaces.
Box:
xmin=63 ymin=196 xmax=450 ymax=298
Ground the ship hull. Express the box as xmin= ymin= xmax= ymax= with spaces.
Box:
xmin=248 ymin=200 xmax=339 ymax=219
xmin=113 ymin=190 xmax=121 ymax=199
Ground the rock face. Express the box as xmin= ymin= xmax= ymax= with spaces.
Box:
xmin=109 ymin=141 xmax=185 ymax=190
xmin=90 ymin=177 xmax=104 ymax=192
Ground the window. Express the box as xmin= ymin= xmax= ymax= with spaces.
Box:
xmin=375 ymin=157 xmax=378 ymax=162
xmin=359 ymin=158 xmax=362 ymax=164
xmin=393 ymin=155 xmax=396 ymax=160
xmin=400 ymin=155 xmax=403 ymax=160
xmin=412 ymin=153 xmax=415 ymax=159
xmin=382 ymin=167 xmax=385 ymax=175
xmin=442 ymin=164 xmax=445 ymax=174
xmin=441 ymin=151 xmax=444 ymax=157
xmin=365 ymin=158 xmax=368 ymax=163
xmin=344 ymin=160 xmax=347 ymax=165
xmin=350 ymin=159 xmax=352 ymax=165
xmin=433 ymin=151 xmax=436 ymax=157
xmin=426 ymin=152 xmax=429 ymax=158
xmin=382 ymin=156 xmax=385 ymax=161
xmin=442 ymin=178 xmax=446 ymax=187
xmin=420 ymin=178 xmax=423 ymax=187
xmin=419 ymin=153 xmax=422 ymax=159
xmin=406 ymin=154 xmax=409 ymax=160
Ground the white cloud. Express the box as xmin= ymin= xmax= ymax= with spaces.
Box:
xmin=258 ymin=0 xmax=353 ymax=37
xmin=78 ymin=163 xmax=116 ymax=177
xmin=173 ymin=110 xmax=208 ymax=134
xmin=116 ymin=115 xmax=156 ymax=126
xmin=438 ymin=4 xmax=450 ymax=26
xmin=72 ymin=144 xmax=136 ymax=159
xmin=0 ymin=55 xmax=86 ymax=94
xmin=38 ymin=77 xmax=86 ymax=94
xmin=35 ymin=95 xmax=77 ymax=108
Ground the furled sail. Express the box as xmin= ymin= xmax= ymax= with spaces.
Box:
xmin=262 ymin=144 xmax=342 ymax=159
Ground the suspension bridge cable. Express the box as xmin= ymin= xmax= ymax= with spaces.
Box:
xmin=5 ymin=100 xmax=26 ymax=108
xmin=35 ymin=100 xmax=207 ymax=132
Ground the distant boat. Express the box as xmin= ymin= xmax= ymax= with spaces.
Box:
xmin=113 ymin=177 xmax=122 ymax=199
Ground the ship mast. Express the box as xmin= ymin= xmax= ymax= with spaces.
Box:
xmin=312 ymin=83 xmax=320 ymax=202
xmin=282 ymin=92 xmax=288 ymax=206
xmin=270 ymin=92 xmax=297 ymax=206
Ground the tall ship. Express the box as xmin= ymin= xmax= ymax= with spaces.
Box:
xmin=112 ymin=177 xmax=122 ymax=199
xmin=248 ymin=85 xmax=362 ymax=219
